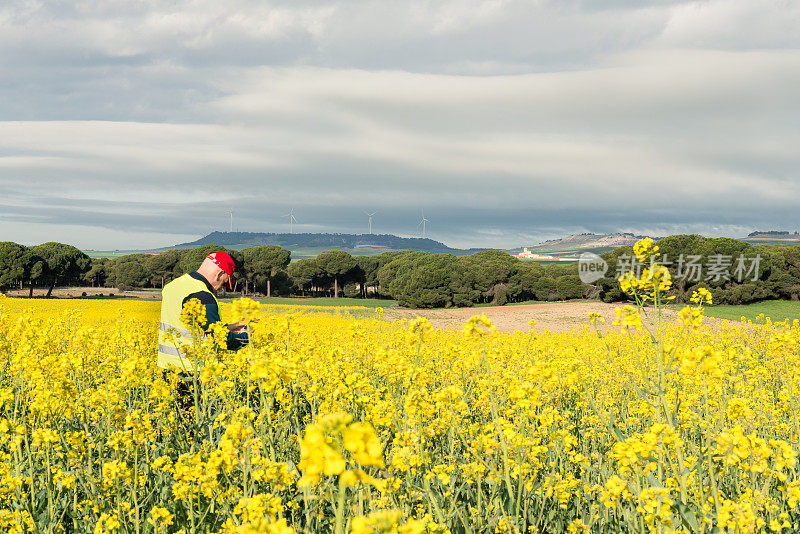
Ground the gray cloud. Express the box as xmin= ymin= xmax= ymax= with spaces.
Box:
xmin=1 ymin=0 xmax=799 ymax=249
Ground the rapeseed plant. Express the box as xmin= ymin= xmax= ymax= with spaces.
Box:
xmin=0 ymin=247 xmax=797 ymax=533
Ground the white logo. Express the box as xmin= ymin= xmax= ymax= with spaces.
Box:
xmin=578 ymin=252 xmax=608 ymax=283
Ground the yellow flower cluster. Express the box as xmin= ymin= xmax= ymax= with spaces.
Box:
xmin=612 ymin=304 xmax=643 ymax=329
xmin=619 ymin=237 xmax=675 ymax=306
xmin=0 ymin=263 xmax=799 ymax=533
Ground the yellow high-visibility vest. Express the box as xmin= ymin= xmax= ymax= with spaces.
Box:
xmin=157 ymin=273 xmax=220 ymax=371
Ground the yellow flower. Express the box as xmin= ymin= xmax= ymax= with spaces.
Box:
xmin=587 ymin=312 xmax=604 ymax=325
xmin=180 ymin=298 xmax=207 ymax=331
xmin=600 ymin=476 xmax=631 ymax=508
xmin=462 ymin=314 xmax=495 ymax=337
xmin=632 ymin=237 xmax=659 ymax=262
xmin=567 ymin=518 xmax=590 ymax=534
xmin=678 ymin=306 xmax=704 ymax=329
xmin=690 ymin=287 xmax=713 ymax=305
xmin=351 ymin=509 xmax=426 ymax=534
xmin=612 ymin=305 xmax=642 ymax=329
xmin=298 ymin=423 xmax=347 ymax=486
xmin=94 ymin=513 xmax=121 ymax=534
xmin=147 ymin=506 xmax=174 ymax=530
xmin=408 ymin=316 xmax=434 ymax=338
xmin=229 ymin=297 xmax=262 ymax=324
xmin=343 ymin=422 xmax=385 ymax=468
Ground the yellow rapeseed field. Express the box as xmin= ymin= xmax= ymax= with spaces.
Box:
xmin=0 ymin=239 xmax=797 ymax=533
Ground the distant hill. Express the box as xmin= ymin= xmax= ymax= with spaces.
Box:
xmin=748 ymin=230 xmax=793 ymax=237
xmin=168 ymin=231 xmax=487 ymax=258
xmin=508 ymin=233 xmax=649 ymax=254
xmin=742 ymin=231 xmax=800 ymax=246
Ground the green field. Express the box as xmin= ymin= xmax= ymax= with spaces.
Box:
xmin=703 ymin=300 xmax=800 ymax=323
xmin=287 ymin=247 xmax=392 ymax=261
xmin=84 ymin=251 xmax=148 ymax=259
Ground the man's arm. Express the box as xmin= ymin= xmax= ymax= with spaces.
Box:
xmin=183 ymin=292 xmax=249 ymax=350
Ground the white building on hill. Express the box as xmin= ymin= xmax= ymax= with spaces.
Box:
xmin=512 ymin=248 xmax=556 ymax=260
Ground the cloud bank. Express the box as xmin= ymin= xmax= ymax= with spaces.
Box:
xmin=1 ymin=0 xmax=798 ymax=249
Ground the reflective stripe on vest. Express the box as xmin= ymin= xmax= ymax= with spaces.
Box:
xmin=157 ymin=273 xmax=220 ymax=371
xmin=159 ymin=322 xmax=192 ymax=338
xmin=157 ymin=343 xmax=181 ymax=356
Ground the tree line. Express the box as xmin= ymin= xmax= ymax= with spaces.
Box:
xmin=594 ymin=235 xmax=800 ymax=305
xmin=0 ymin=241 xmax=584 ymax=306
xmin=2 ymin=235 xmax=800 ymax=307
xmin=0 ymin=242 xmax=92 ymax=298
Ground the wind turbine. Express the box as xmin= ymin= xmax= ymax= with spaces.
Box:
xmin=418 ymin=210 xmax=429 ymax=239
xmin=282 ymin=208 xmax=298 ymax=234
xmin=364 ymin=211 xmax=377 ymax=234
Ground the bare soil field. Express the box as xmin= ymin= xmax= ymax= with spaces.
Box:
xmin=383 ymin=300 xmax=734 ymax=333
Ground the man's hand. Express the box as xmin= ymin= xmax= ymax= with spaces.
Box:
xmin=227 ymin=322 xmax=248 ymax=332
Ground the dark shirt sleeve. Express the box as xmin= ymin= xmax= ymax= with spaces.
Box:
xmin=182 ymin=292 xmax=249 ymax=351
xmin=227 ymin=331 xmax=249 ymax=351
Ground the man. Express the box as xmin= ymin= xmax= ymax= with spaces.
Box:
xmin=157 ymin=250 xmax=249 ymax=372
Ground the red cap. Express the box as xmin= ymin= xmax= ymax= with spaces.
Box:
xmin=206 ymin=251 xmax=235 ymax=290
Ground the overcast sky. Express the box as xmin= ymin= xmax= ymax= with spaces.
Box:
xmin=1 ymin=0 xmax=799 ymax=250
